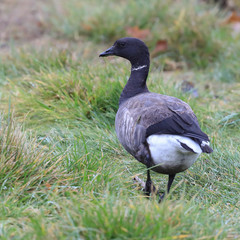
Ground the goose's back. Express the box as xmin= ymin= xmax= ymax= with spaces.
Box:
xmin=115 ymin=92 xmax=197 ymax=157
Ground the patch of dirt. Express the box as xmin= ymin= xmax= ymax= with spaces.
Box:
xmin=0 ymin=0 xmax=49 ymax=51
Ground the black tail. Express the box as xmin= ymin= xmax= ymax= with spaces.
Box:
xmin=200 ymin=142 xmax=213 ymax=153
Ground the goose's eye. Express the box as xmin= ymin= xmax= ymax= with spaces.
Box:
xmin=118 ymin=42 xmax=126 ymax=48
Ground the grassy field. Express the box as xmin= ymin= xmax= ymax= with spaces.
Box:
xmin=0 ymin=0 xmax=240 ymax=239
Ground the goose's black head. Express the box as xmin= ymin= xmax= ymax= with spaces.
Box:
xmin=99 ymin=37 xmax=149 ymax=67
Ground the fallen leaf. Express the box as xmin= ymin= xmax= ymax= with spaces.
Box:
xmin=155 ymin=40 xmax=168 ymax=52
xmin=181 ymin=80 xmax=199 ymax=98
xmin=172 ymin=235 xmax=190 ymax=239
xmin=225 ymin=11 xmax=240 ymax=24
xmin=36 ymin=20 xmax=44 ymax=28
xmin=163 ymin=59 xmax=185 ymax=71
xmin=222 ymin=12 xmax=240 ymax=36
xmin=45 ymin=183 xmax=51 ymax=190
xmin=82 ymin=23 xmax=92 ymax=31
xmin=126 ymin=26 xmax=150 ymax=40
xmin=151 ymin=39 xmax=168 ymax=57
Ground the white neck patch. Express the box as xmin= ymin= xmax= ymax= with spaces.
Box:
xmin=132 ymin=65 xmax=147 ymax=71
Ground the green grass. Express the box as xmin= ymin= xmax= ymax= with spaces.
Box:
xmin=47 ymin=0 xmax=235 ymax=68
xmin=0 ymin=0 xmax=240 ymax=239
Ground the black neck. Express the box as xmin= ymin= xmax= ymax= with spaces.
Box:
xmin=119 ymin=58 xmax=150 ymax=105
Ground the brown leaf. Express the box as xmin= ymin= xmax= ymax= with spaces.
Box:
xmin=181 ymin=80 xmax=199 ymax=98
xmin=126 ymin=26 xmax=150 ymax=40
xmin=45 ymin=183 xmax=51 ymax=190
xmin=163 ymin=59 xmax=185 ymax=71
xmin=82 ymin=23 xmax=92 ymax=31
xmin=172 ymin=235 xmax=190 ymax=239
xmin=151 ymin=40 xmax=168 ymax=57
xmin=225 ymin=11 xmax=240 ymax=24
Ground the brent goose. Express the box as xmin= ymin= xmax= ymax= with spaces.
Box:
xmin=99 ymin=37 xmax=213 ymax=201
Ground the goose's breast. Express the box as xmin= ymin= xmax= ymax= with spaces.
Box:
xmin=147 ymin=134 xmax=202 ymax=174
xmin=115 ymin=107 xmax=137 ymax=154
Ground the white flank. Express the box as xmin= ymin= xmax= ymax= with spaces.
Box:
xmin=132 ymin=65 xmax=147 ymax=71
xmin=147 ymin=134 xmax=202 ymax=173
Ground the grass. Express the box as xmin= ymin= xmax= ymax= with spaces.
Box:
xmin=0 ymin=0 xmax=240 ymax=239
xmin=47 ymin=0 xmax=235 ymax=68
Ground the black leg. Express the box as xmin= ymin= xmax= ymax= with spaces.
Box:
xmin=143 ymin=147 xmax=156 ymax=196
xmin=144 ymin=169 xmax=156 ymax=196
xmin=145 ymin=169 xmax=152 ymax=196
xmin=167 ymin=174 xmax=176 ymax=193
xmin=159 ymin=174 xmax=176 ymax=202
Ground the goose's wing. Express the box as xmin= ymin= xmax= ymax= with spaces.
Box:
xmin=115 ymin=93 xmax=212 ymax=156
xmin=145 ymin=102 xmax=209 ymax=141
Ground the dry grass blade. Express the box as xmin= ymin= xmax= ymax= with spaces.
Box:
xmin=0 ymin=114 xmax=67 ymax=195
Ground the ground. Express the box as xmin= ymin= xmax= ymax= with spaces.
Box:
xmin=0 ymin=0 xmax=240 ymax=239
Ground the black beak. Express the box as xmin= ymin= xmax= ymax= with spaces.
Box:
xmin=99 ymin=45 xmax=115 ymax=57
